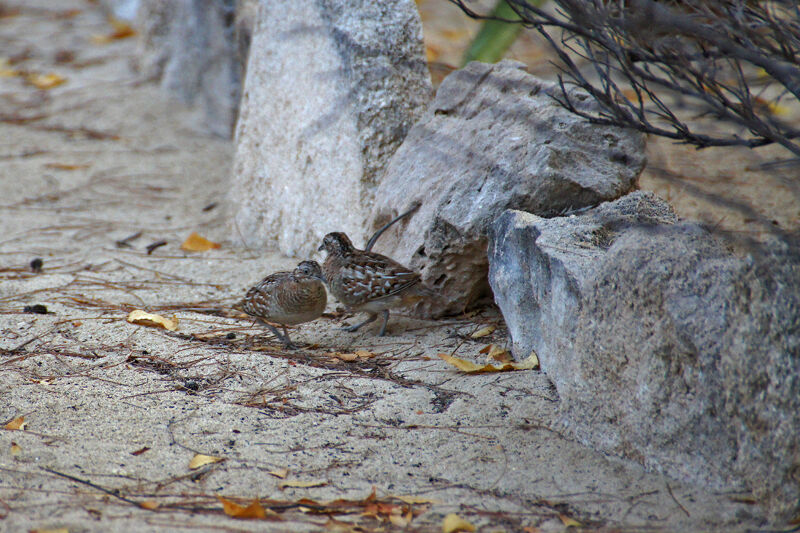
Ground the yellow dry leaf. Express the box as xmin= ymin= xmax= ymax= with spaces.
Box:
xmin=764 ymin=100 xmax=790 ymax=116
xmin=27 ymin=73 xmax=66 ymax=90
xmin=488 ymin=345 xmax=512 ymax=363
xmin=442 ymin=513 xmax=476 ymax=533
xmin=10 ymin=442 xmax=21 ymax=455
xmin=44 ymin=163 xmax=90 ymax=171
xmin=559 ymin=514 xmax=582 ymax=528
xmin=331 ymin=350 xmax=375 ymax=362
xmin=91 ymin=17 xmax=136 ymax=44
xmin=138 ymin=500 xmax=159 ymax=510
xmin=181 ymin=232 xmax=221 ymax=252
xmin=127 ymin=310 xmax=178 ymax=331
xmin=470 ymin=325 xmax=495 ymax=338
xmin=4 ymin=415 xmax=26 ymax=430
xmin=218 ymin=496 xmax=270 ymax=519
xmin=30 ymin=529 xmax=69 ymax=533
xmin=279 ymin=479 xmax=326 ymax=489
xmin=268 ymin=468 xmax=289 ymax=479
xmin=438 ymin=351 xmax=539 ymax=373
xmin=188 ymin=453 xmax=224 ymax=470
xmin=520 ymin=350 xmax=540 ymax=369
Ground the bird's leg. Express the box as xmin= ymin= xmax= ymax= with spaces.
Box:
xmin=264 ymin=323 xmax=291 ymax=346
xmin=281 ymin=325 xmax=298 ymax=350
xmin=377 ymin=310 xmax=390 ymax=337
xmin=342 ymin=313 xmax=377 ymax=333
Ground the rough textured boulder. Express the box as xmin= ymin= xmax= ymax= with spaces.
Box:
xmin=229 ymin=0 xmax=432 ymax=257
xmin=368 ymin=60 xmax=646 ymax=317
xmin=489 ymin=191 xmax=800 ymax=520
xmin=135 ymin=0 xmax=241 ymax=137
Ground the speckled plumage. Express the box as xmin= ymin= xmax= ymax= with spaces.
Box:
xmin=237 ymin=260 xmax=326 ymax=348
xmin=318 ymin=232 xmax=425 ymax=336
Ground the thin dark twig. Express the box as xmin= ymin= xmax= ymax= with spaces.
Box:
xmin=40 ymin=467 xmax=150 ymax=509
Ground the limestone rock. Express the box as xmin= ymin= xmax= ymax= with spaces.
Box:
xmin=488 ymin=191 xmax=800 ymax=520
xmin=368 ymin=60 xmax=646 ymax=317
xmin=229 ymin=0 xmax=432 ymax=257
xmin=136 ymin=0 xmax=241 ymax=137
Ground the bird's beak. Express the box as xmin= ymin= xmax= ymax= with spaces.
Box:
xmin=315 ymin=274 xmax=327 ymax=283
xmin=317 ymin=243 xmax=324 ymax=252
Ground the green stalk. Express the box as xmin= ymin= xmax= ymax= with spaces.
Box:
xmin=461 ymin=0 xmax=547 ymax=66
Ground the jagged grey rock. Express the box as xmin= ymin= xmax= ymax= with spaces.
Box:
xmin=135 ymin=0 xmax=241 ymax=137
xmin=229 ymin=0 xmax=432 ymax=257
xmin=368 ymin=60 xmax=646 ymax=317
xmin=488 ymin=191 xmax=800 ymax=520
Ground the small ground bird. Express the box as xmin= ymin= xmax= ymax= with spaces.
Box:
xmin=236 ymin=260 xmax=326 ymax=349
xmin=318 ymin=232 xmax=425 ymax=336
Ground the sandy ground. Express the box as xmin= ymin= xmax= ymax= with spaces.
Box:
xmin=0 ymin=2 xmax=789 ymax=532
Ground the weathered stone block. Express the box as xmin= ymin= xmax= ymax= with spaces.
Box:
xmin=489 ymin=191 xmax=800 ymax=520
xmin=136 ymin=0 xmax=241 ymax=137
xmin=229 ymin=0 xmax=432 ymax=257
xmin=369 ymin=60 xmax=646 ymax=316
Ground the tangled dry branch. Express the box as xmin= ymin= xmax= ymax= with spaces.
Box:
xmin=451 ymin=0 xmax=800 ymax=162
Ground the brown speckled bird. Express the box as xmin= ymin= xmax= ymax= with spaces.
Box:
xmin=318 ymin=232 xmax=425 ymax=336
xmin=236 ymin=260 xmax=326 ymax=349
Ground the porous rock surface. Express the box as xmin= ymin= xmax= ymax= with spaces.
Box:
xmin=489 ymin=191 xmax=800 ymax=520
xmin=135 ymin=0 xmax=241 ymax=137
xmin=368 ymin=60 xmax=646 ymax=317
xmin=229 ymin=0 xmax=432 ymax=257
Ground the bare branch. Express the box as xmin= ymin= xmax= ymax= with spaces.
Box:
xmin=449 ymin=0 xmax=800 ymax=161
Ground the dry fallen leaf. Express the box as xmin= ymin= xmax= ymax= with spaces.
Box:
xmin=331 ymin=349 xmax=376 ymax=362
xmin=10 ymin=442 xmax=21 ymax=455
xmin=470 ymin=325 xmax=495 ymax=338
xmin=127 ymin=309 xmax=178 ymax=331
xmin=268 ymin=468 xmax=289 ymax=479
xmin=30 ymin=529 xmax=70 ymax=533
xmin=218 ymin=496 xmax=273 ymax=519
xmin=130 ymin=446 xmax=150 ymax=456
xmin=279 ymin=479 xmax=327 ymax=489
xmin=188 ymin=453 xmax=224 ymax=470
xmin=138 ymin=500 xmax=159 ymax=510
xmin=91 ymin=17 xmax=136 ymax=44
xmin=487 ymin=344 xmax=512 ymax=363
xmin=4 ymin=415 xmax=26 ymax=430
xmin=26 ymin=72 xmax=66 ymax=90
xmin=181 ymin=232 xmax=221 ymax=252
xmin=44 ymin=163 xmax=90 ymax=171
xmin=438 ymin=351 xmax=539 ymax=373
xmin=559 ymin=514 xmax=583 ymax=528
xmin=442 ymin=513 xmax=476 ymax=533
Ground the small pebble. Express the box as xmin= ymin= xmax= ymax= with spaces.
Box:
xmin=30 ymin=258 xmax=43 ymax=273
xmin=23 ymin=304 xmax=48 ymax=314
